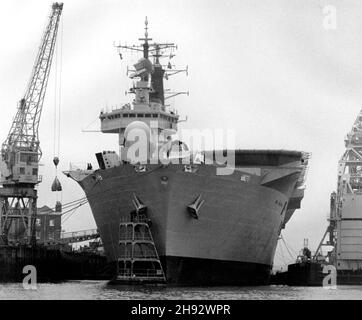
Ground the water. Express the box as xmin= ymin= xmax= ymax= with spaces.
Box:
xmin=1 ymin=281 xmax=362 ymax=299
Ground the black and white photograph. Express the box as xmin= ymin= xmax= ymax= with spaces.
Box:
xmin=0 ymin=0 xmax=362 ymax=306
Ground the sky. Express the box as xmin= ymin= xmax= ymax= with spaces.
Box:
xmin=1 ymin=0 xmax=362 ymax=269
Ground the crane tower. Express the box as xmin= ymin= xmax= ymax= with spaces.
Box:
xmin=0 ymin=3 xmax=63 ymax=245
xmin=313 ymin=109 xmax=362 ymax=273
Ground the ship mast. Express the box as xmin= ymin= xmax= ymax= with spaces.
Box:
xmin=98 ymin=17 xmax=188 ymax=155
xmin=139 ymin=17 xmax=151 ymax=59
xmin=115 ymin=17 xmax=187 ymax=107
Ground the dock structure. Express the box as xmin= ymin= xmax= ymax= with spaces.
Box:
xmin=116 ymin=215 xmax=166 ymax=283
xmin=315 ymin=109 xmax=362 ymax=272
xmin=60 ymin=229 xmax=100 ymax=245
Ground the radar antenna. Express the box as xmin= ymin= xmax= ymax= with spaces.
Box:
xmin=114 ymin=18 xmax=188 ymax=106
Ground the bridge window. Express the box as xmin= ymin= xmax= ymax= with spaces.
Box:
xmin=152 ymin=114 xmax=158 ymax=118
xmin=145 ymin=114 xmax=151 ymax=118
xmin=137 ymin=114 xmax=144 ymax=117
xmin=20 ymin=153 xmax=37 ymax=163
xmin=123 ymin=114 xmax=129 ymax=117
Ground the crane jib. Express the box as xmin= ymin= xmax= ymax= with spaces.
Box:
xmin=0 ymin=3 xmax=63 ymax=186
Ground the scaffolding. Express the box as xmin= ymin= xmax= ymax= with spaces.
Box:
xmin=314 ymin=109 xmax=362 ymax=270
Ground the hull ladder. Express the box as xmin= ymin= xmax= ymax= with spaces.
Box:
xmin=114 ymin=214 xmax=166 ymax=284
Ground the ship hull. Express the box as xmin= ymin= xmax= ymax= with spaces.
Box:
xmin=71 ymin=150 xmax=305 ymax=285
xmin=161 ymin=256 xmax=270 ymax=285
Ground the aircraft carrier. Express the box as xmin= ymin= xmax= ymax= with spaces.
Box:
xmin=65 ymin=19 xmax=310 ymax=285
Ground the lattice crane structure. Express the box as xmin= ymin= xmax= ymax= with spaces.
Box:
xmin=0 ymin=3 xmax=63 ymax=245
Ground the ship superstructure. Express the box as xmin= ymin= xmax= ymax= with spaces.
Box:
xmin=100 ymin=17 xmax=188 ymax=164
xmin=65 ymin=18 xmax=309 ymax=285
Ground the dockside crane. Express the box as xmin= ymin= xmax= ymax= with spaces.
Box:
xmin=0 ymin=3 xmax=63 ymax=245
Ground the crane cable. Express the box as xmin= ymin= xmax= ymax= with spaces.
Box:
xmin=57 ymin=16 xmax=63 ymax=157
xmin=51 ymin=16 xmax=63 ymax=205
xmin=39 ymin=196 xmax=88 ymax=215
xmin=280 ymin=234 xmax=296 ymax=261
xmin=278 ymin=241 xmax=288 ymax=266
xmin=282 ymin=234 xmax=299 ymax=257
xmin=53 ymin=12 xmax=63 ymax=159
xmin=62 ymin=199 xmax=89 ymax=225
xmin=61 ymin=199 xmax=88 ymax=217
xmin=57 ymin=18 xmax=63 ymax=205
xmin=53 ymin=32 xmax=58 ymax=159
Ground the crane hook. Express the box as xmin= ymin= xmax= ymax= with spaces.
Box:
xmin=53 ymin=156 xmax=59 ymax=167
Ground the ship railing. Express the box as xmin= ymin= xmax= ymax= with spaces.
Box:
xmin=101 ymin=104 xmax=178 ymax=117
xmin=134 ymin=234 xmax=152 ymax=240
xmin=296 ymin=152 xmax=311 ymax=187
xmin=119 ymin=232 xmax=133 ymax=240
xmin=119 ymin=234 xmax=152 ymax=241
xmin=119 ymin=215 xmax=150 ymax=224
xmin=119 ymin=252 xmax=158 ymax=259
xmin=69 ymin=162 xmax=89 ymax=171
xmin=61 ymin=229 xmax=99 ymax=240
xmin=348 ymin=173 xmax=362 ymax=177
xmin=101 ymin=103 xmax=132 ymax=114
xmin=296 ymin=250 xmax=320 ymax=263
xmin=117 ymin=269 xmax=164 ymax=278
